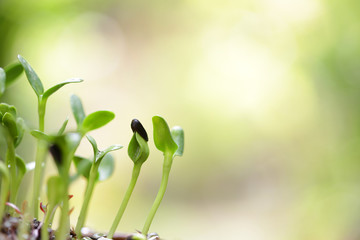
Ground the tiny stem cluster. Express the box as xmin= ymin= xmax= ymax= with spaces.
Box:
xmin=0 ymin=55 xmax=184 ymax=240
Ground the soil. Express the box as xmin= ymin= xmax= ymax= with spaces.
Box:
xmin=0 ymin=214 xmax=157 ymax=240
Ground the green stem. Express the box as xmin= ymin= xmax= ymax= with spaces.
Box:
xmin=6 ymin=136 xmax=17 ymax=205
xmin=31 ymin=99 xmax=47 ymax=218
xmin=75 ymin=164 xmax=98 ymax=237
xmin=142 ymin=153 xmax=173 ymax=236
xmin=31 ymin=140 xmax=48 ymax=218
xmin=41 ymin=204 xmax=54 ymax=240
xmin=108 ymin=163 xmax=142 ymax=239
xmin=0 ymin=163 xmax=9 ymax=219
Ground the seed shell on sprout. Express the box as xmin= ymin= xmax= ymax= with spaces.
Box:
xmin=131 ymin=119 xmax=148 ymax=141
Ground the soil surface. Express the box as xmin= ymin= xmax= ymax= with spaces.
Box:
xmin=0 ymin=214 xmax=157 ymax=240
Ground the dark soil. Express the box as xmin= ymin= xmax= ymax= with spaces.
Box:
xmin=0 ymin=214 xmax=155 ymax=240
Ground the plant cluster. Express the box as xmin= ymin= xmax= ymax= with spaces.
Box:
xmin=0 ymin=55 xmax=184 ymax=240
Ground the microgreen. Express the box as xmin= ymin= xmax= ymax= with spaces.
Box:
xmin=142 ymin=116 xmax=184 ymax=236
xmin=108 ymin=119 xmax=149 ymax=239
xmin=75 ymin=135 xmax=122 ymax=237
xmin=0 ymin=56 xmax=185 ymax=240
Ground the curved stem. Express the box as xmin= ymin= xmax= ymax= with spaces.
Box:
xmin=142 ymin=153 xmax=173 ymax=236
xmin=41 ymin=204 xmax=54 ymax=240
xmin=0 ymin=163 xmax=9 ymax=219
xmin=108 ymin=163 xmax=142 ymax=238
xmin=75 ymin=164 xmax=98 ymax=236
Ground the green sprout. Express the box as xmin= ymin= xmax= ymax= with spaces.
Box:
xmin=0 ymin=103 xmax=26 ymax=205
xmin=74 ymin=135 xmax=122 ymax=237
xmin=0 ymin=56 xmax=185 ymax=240
xmin=108 ymin=119 xmax=150 ymax=239
xmin=18 ymin=55 xmax=83 ymax=218
xmin=142 ymin=116 xmax=184 ymax=236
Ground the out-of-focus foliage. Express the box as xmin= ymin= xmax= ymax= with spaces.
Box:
xmin=2 ymin=0 xmax=360 ymax=239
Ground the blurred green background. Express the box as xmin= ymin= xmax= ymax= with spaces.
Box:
xmin=2 ymin=0 xmax=360 ymax=239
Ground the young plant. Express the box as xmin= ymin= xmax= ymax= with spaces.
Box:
xmin=18 ymin=55 xmax=83 ymax=218
xmin=108 ymin=119 xmax=150 ymax=239
xmin=74 ymin=135 xmax=122 ymax=237
xmin=142 ymin=116 xmax=184 ymax=236
xmin=0 ymin=103 xmax=26 ymax=205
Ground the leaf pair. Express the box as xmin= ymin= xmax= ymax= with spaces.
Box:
xmin=152 ymin=116 xmax=184 ymax=158
xmin=0 ymin=103 xmax=25 ymax=147
xmin=74 ymin=135 xmax=122 ymax=182
xmin=0 ymin=62 xmax=24 ymax=97
xmin=18 ymin=55 xmax=83 ymax=104
xmin=70 ymin=95 xmax=115 ymax=135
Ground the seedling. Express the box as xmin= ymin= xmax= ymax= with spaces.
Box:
xmin=108 ymin=119 xmax=150 ymax=239
xmin=142 ymin=116 xmax=184 ymax=236
xmin=74 ymin=135 xmax=122 ymax=236
xmin=0 ymin=56 xmax=185 ymax=240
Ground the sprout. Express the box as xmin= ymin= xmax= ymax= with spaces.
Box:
xmin=108 ymin=119 xmax=149 ymax=239
xmin=141 ymin=116 xmax=184 ymax=236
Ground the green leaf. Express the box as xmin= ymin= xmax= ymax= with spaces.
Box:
xmin=0 ymin=103 xmax=17 ymax=117
xmin=15 ymin=155 xmax=26 ymax=183
xmin=30 ymin=130 xmax=52 ymax=142
xmin=4 ymin=62 xmax=23 ymax=86
xmin=70 ymin=95 xmax=86 ymax=126
xmin=86 ymin=135 xmax=99 ymax=158
xmin=0 ymin=68 xmax=5 ymax=97
xmin=97 ymin=154 xmax=114 ymax=181
xmin=15 ymin=118 xmax=25 ymax=147
xmin=2 ymin=112 xmax=18 ymax=140
xmin=43 ymin=78 xmax=83 ymax=100
xmin=152 ymin=116 xmax=178 ymax=155
xmin=57 ymin=117 xmax=69 ymax=135
xmin=47 ymin=176 xmax=64 ymax=205
xmin=96 ymin=144 xmax=122 ymax=163
xmin=128 ymin=132 xmax=149 ymax=164
xmin=18 ymin=55 xmax=44 ymax=98
xmin=171 ymin=126 xmax=184 ymax=157
xmin=81 ymin=110 xmax=115 ymax=134
xmin=73 ymin=156 xmax=92 ymax=180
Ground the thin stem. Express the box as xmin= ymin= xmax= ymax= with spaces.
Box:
xmin=41 ymin=204 xmax=54 ymax=240
xmin=75 ymin=164 xmax=98 ymax=236
xmin=108 ymin=163 xmax=142 ymax=239
xmin=6 ymin=136 xmax=17 ymax=205
xmin=31 ymin=140 xmax=48 ymax=218
xmin=142 ymin=153 xmax=173 ymax=236
xmin=31 ymin=99 xmax=47 ymax=218
xmin=0 ymin=164 xmax=9 ymax=219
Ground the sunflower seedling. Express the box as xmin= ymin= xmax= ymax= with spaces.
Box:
xmin=142 ymin=116 xmax=184 ymax=236
xmin=74 ymin=135 xmax=122 ymax=237
xmin=108 ymin=119 xmax=150 ymax=239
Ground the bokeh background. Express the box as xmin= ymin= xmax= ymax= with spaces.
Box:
xmin=1 ymin=0 xmax=360 ymax=239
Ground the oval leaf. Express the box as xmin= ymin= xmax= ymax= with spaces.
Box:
xmin=15 ymin=118 xmax=25 ymax=147
xmin=4 ymin=62 xmax=23 ymax=86
xmin=97 ymin=154 xmax=114 ymax=181
xmin=18 ymin=55 xmax=44 ymax=98
xmin=152 ymin=116 xmax=178 ymax=155
xmin=70 ymin=94 xmax=86 ymax=126
xmin=171 ymin=126 xmax=184 ymax=157
xmin=0 ymin=68 xmax=5 ymax=97
xmin=15 ymin=155 xmax=26 ymax=183
xmin=2 ymin=112 xmax=18 ymax=140
xmin=81 ymin=111 xmax=115 ymax=134
xmin=73 ymin=156 xmax=92 ymax=180
xmin=0 ymin=103 xmax=17 ymax=117
xmin=43 ymin=78 xmax=83 ymax=100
